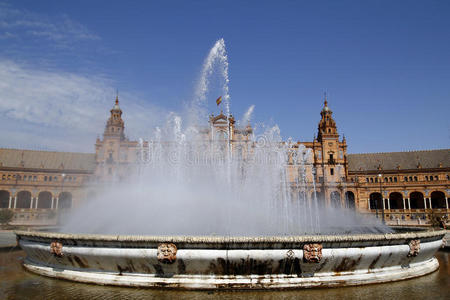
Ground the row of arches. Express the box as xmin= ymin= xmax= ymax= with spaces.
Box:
xmin=0 ymin=190 xmax=72 ymax=209
xmin=298 ymin=191 xmax=355 ymax=209
xmin=369 ymin=191 xmax=447 ymax=210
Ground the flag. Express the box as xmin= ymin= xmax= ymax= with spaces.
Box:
xmin=216 ymin=96 xmax=222 ymax=106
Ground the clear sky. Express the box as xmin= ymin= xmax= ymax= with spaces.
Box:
xmin=0 ymin=0 xmax=449 ymax=153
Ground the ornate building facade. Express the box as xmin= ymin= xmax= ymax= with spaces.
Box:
xmin=0 ymin=96 xmax=448 ymax=225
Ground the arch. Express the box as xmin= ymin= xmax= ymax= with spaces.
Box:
xmin=389 ymin=192 xmax=403 ymax=210
xmin=345 ymin=191 xmax=355 ymax=209
xmin=330 ymin=191 xmax=341 ymax=207
xmin=369 ymin=192 xmax=382 ymax=210
xmin=430 ymin=191 xmax=446 ymax=209
xmin=0 ymin=190 xmax=9 ymax=208
xmin=410 ymin=192 xmax=424 ymax=209
xmin=312 ymin=190 xmax=325 ymax=207
xmin=298 ymin=191 xmax=307 ymax=202
xmin=58 ymin=192 xmax=72 ymax=209
xmin=16 ymin=191 xmax=31 ymax=209
xmin=37 ymin=191 xmax=52 ymax=209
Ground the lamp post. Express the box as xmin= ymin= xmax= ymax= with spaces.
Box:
xmin=378 ymin=174 xmax=385 ymax=224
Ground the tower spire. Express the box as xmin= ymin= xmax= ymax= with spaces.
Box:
xmin=324 ymin=92 xmax=328 ymax=107
xmin=115 ymin=89 xmax=119 ymax=105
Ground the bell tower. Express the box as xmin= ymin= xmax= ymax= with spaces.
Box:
xmin=103 ymin=95 xmax=125 ymax=140
xmin=317 ymin=94 xmax=338 ymax=141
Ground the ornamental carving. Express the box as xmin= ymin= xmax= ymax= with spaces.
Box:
xmin=157 ymin=243 xmax=177 ymax=264
xmin=303 ymin=243 xmax=322 ymax=263
xmin=286 ymin=249 xmax=295 ymax=260
xmin=50 ymin=241 xmax=63 ymax=257
xmin=407 ymin=239 xmax=420 ymax=257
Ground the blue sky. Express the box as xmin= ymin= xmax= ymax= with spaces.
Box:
xmin=0 ymin=0 xmax=449 ymax=153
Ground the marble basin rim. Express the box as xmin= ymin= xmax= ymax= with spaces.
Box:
xmin=15 ymin=229 xmax=446 ymax=290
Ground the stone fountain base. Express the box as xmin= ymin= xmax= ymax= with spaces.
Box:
xmin=16 ymin=229 xmax=445 ymax=289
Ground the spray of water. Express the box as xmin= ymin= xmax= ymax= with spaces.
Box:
xmin=61 ymin=39 xmax=391 ymax=236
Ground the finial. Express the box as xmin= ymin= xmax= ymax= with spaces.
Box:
xmin=115 ymin=89 xmax=119 ymax=105
xmin=324 ymin=92 xmax=328 ymax=106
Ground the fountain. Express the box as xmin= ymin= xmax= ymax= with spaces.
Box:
xmin=15 ymin=39 xmax=445 ymax=289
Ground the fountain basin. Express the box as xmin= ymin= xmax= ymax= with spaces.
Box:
xmin=15 ymin=229 xmax=445 ymax=289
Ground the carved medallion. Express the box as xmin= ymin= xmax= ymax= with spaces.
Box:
xmin=157 ymin=243 xmax=177 ymax=264
xmin=303 ymin=243 xmax=322 ymax=263
xmin=407 ymin=239 xmax=420 ymax=257
xmin=286 ymin=249 xmax=295 ymax=260
xmin=50 ymin=241 xmax=63 ymax=257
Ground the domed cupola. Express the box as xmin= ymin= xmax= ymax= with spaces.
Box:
xmin=104 ymin=94 xmax=125 ymax=140
xmin=317 ymin=94 xmax=338 ymax=141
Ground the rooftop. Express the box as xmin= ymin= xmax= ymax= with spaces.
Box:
xmin=347 ymin=149 xmax=450 ymax=172
xmin=0 ymin=148 xmax=96 ymax=172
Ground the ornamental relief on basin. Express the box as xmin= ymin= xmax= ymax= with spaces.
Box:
xmin=157 ymin=243 xmax=177 ymax=264
xmin=407 ymin=239 xmax=420 ymax=257
xmin=50 ymin=241 xmax=63 ymax=257
xmin=303 ymin=243 xmax=323 ymax=263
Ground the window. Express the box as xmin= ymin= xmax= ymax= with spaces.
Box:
xmin=394 ymin=177 xmax=397 ymax=182
xmin=330 ymin=154 xmax=334 ymax=161
xmin=425 ymin=176 xmax=428 ymax=181
xmin=44 ymin=176 xmax=47 ymax=181
xmin=370 ymin=178 xmax=373 ymax=183
xmin=33 ymin=176 xmax=37 ymax=181
xmin=384 ymin=177 xmax=388 ymax=182
xmin=366 ymin=178 xmax=369 ymax=183
xmin=330 ymin=168 xmax=334 ymax=176
xmin=49 ymin=176 xmax=52 ymax=182
xmin=375 ymin=177 xmax=378 ymax=183
xmin=434 ymin=175 xmax=438 ymax=180
xmin=404 ymin=176 xmax=408 ymax=182
xmin=414 ymin=176 xmax=418 ymax=181
xmin=430 ymin=176 xmax=433 ymax=181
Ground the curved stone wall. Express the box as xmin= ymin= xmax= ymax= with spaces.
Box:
xmin=15 ymin=229 xmax=445 ymax=289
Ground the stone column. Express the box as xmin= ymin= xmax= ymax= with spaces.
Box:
xmin=35 ymin=197 xmax=39 ymax=209
xmin=382 ymin=198 xmax=385 ymax=210
xmin=423 ymin=198 xmax=427 ymax=209
xmin=402 ymin=198 xmax=406 ymax=210
xmin=387 ymin=199 xmax=390 ymax=210
xmin=8 ymin=196 xmax=12 ymax=209
xmin=55 ymin=197 xmax=59 ymax=210
xmin=30 ymin=197 xmax=34 ymax=209
xmin=446 ymin=197 xmax=449 ymax=209
xmin=13 ymin=196 xmax=17 ymax=209
xmin=368 ymin=198 xmax=371 ymax=210
xmin=51 ymin=197 xmax=55 ymax=209
xmin=428 ymin=198 xmax=432 ymax=209
xmin=407 ymin=198 xmax=411 ymax=210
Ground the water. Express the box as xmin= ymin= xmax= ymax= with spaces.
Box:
xmin=1 ymin=249 xmax=449 ymax=299
xmin=61 ymin=39 xmax=391 ymax=236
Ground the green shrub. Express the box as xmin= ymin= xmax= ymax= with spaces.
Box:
xmin=0 ymin=209 xmax=14 ymax=225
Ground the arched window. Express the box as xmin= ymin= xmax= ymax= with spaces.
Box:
xmin=37 ymin=191 xmax=52 ymax=209
xmin=394 ymin=177 xmax=397 ymax=182
xmin=430 ymin=191 xmax=446 ymax=209
xmin=369 ymin=193 xmax=383 ymax=210
xmin=389 ymin=192 xmax=403 ymax=210
xmin=410 ymin=192 xmax=425 ymax=209
xmin=58 ymin=192 xmax=72 ymax=209
xmin=345 ymin=191 xmax=355 ymax=209
xmin=0 ymin=190 xmax=10 ymax=208
xmin=16 ymin=191 xmax=31 ymax=209
xmin=404 ymin=176 xmax=408 ymax=182
xmin=414 ymin=176 xmax=418 ymax=181
xmin=330 ymin=191 xmax=341 ymax=207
